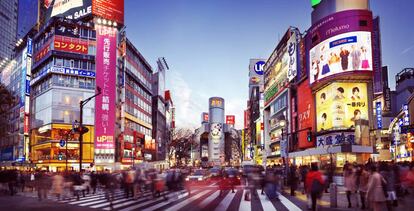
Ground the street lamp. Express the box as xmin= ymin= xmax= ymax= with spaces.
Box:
xmin=79 ymin=86 xmax=101 ymax=172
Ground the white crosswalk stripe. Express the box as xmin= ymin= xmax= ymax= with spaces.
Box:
xmin=164 ymin=189 xmax=211 ymax=211
xmin=19 ymin=187 xmax=305 ymax=211
xmin=239 ymin=189 xmax=251 ymax=211
xmin=256 ymin=190 xmax=277 ymax=211
xmin=214 ymin=190 xmax=236 ymax=211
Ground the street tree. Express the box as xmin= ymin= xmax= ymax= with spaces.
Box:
xmin=168 ymin=128 xmax=198 ymax=167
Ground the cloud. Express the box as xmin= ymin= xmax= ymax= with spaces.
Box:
xmin=401 ymin=44 xmax=414 ymax=55
xmin=168 ymin=71 xmax=205 ymax=129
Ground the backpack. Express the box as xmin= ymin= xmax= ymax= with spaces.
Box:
xmin=311 ymin=179 xmax=324 ymax=196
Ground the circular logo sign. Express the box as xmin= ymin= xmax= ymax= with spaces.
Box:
xmin=59 ymin=139 xmax=66 ymax=147
xmin=254 ymin=61 xmax=265 ymax=75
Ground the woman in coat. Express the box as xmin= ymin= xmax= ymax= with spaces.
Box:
xmin=51 ymin=173 xmax=64 ymax=200
xmin=367 ymin=165 xmax=387 ymax=211
xmin=306 ymin=163 xmax=325 ymax=211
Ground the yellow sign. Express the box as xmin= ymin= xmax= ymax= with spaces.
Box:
xmin=316 ymin=82 xmax=368 ymax=132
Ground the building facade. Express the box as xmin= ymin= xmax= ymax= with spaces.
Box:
xmin=0 ymin=0 xmax=18 ymax=63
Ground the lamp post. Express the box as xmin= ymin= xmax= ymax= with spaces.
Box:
xmin=79 ymin=87 xmax=101 ymax=172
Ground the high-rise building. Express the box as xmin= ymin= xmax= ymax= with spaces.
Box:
xmin=152 ymin=58 xmax=169 ymax=161
xmin=17 ymin=0 xmax=39 ymax=39
xmin=0 ymin=0 xmax=18 ymax=62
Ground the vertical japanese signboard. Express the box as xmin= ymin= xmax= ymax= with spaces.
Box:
xmin=376 ymin=102 xmax=382 ymax=129
xmin=95 ymin=25 xmax=116 ymax=150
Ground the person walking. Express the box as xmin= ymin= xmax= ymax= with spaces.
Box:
xmin=367 ymin=165 xmax=387 ymax=211
xmin=35 ymin=170 xmax=50 ymax=201
xmin=90 ymin=171 xmax=98 ymax=194
xmin=380 ymin=162 xmax=398 ymax=209
xmin=51 ymin=172 xmax=64 ymax=200
xmin=356 ymin=164 xmax=370 ymax=210
xmin=306 ymin=163 xmax=325 ymax=211
xmin=344 ymin=163 xmax=357 ymax=208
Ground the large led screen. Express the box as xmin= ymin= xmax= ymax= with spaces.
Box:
xmin=310 ymin=31 xmax=372 ymax=84
xmin=316 ymin=82 xmax=368 ymax=132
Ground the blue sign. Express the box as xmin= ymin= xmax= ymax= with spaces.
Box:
xmin=403 ymin=104 xmax=410 ymax=126
xmin=30 ymin=66 xmax=96 ymax=85
xmin=376 ymin=102 xmax=382 ymax=129
xmin=1 ymin=147 xmax=14 ymax=161
xmin=254 ymin=61 xmax=265 ymax=75
xmin=59 ymin=139 xmax=66 ymax=147
xmin=330 ymin=36 xmax=357 ymax=48
xmin=27 ymin=38 xmax=33 ymax=56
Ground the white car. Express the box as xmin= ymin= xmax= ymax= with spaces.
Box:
xmin=186 ymin=169 xmax=210 ymax=182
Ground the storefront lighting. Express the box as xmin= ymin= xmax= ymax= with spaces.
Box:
xmin=108 ymin=20 xmax=112 ymax=26
xmin=113 ymin=22 xmax=117 ymax=27
xmin=102 ymin=19 xmax=107 ymax=25
xmin=97 ymin=18 xmax=102 ymax=24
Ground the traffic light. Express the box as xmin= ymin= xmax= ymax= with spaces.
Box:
xmin=307 ymin=131 xmax=312 ymax=142
xmin=58 ymin=153 xmax=63 ymax=161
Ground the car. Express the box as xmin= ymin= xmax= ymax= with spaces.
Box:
xmin=185 ymin=169 xmax=210 ymax=183
xmin=224 ymin=167 xmax=241 ymax=185
xmin=209 ymin=167 xmax=222 ymax=178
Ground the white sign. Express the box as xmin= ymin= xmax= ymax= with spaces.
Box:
xmin=287 ymin=33 xmax=297 ymax=81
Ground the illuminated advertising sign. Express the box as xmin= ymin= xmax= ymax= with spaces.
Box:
xmin=30 ymin=66 xmax=95 ymax=85
xmin=92 ymin=0 xmax=124 ymax=24
xmin=372 ymin=17 xmax=382 ymax=94
xmin=403 ymin=104 xmax=410 ymax=126
xmin=95 ymin=25 xmax=117 ymax=150
xmin=34 ymin=42 xmax=51 ymax=63
xmin=297 ymin=81 xmax=315 ymax=149
xmin=44 ymin=0 xmax=92 ymax=23
xmin=376 ymin=102 xmax=382 ymax=129
xmin=226 ymin=115 xmax=235 ymax=125
xmin=20 ymin=47 xmax=28 ymax=107
xmin=24 ymin=113 xmax=30 ymax=135
xmin=249 ymin=59 xmax=265 ymax=88
xmin=201 ymin=112 xmax=209 ymax=123
xmin=309 ymin=31 xmax=372 ymax=84
xmin=316 ymin=82 xmax=368 ymax=132
xmin=264 ymin=47 xmax=289 ymax=104
xmin=287 ymin=33 xmax=297 ymax=81
xmin=54 ymin=35 xmax=89 ymax=54
xmin=254 ymin=61 xmax=265 ymax=75
xmin=209 ymin=97 xmax=224 ymax=109
xmin=311 ymin=0 xmax=322 ymax=7
xmin=316 ymin=132 xmax=355 ymax=148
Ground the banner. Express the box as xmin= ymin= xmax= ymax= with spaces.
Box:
xmin=297 ymin=81 xmax=315 ymax=149
xmin=316 ymin=82 xmax=369 ymax=132
xmin=54 ymin=35 xmax=88 ymax=54
xmin=372 ymin=17 xmax=382 ymax=94
xmin=310 ymin=31 xmax=373 ymax=84
xmin=95 ymin=25 xmax=116 ymax=150
xmin=92 ymin=0 xmax=124 ymax=24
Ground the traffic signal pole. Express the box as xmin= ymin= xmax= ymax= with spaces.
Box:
xmin=79 ymin=87 xmax=101 ymax=172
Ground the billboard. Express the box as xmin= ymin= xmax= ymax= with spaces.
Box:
xmin=309 ymin=31 xmax=373 ymax=84
xmin=92 ymin=0 xmax=124 ymax=24
xmin=372 ymin=17 xmax=382 ymax=94
xmin=249 ymin=59 xmax=265 ymax=87
xmin=44 ymin=0 xmax=92 ymax=23
xmin=297 ymin=81 xmax=315 ymax=149
xmin=201 ymin=112 xmax=209 ymax=123
xmin=316 ymin=82 xmax=368 ymax=132
xmin=287 ymin=33 xmax=298 ymax=81
xmin=95 ymin=25 xmax=117 ymax=150
xmin=226 ymin=115 xmax=235 ymax=126
xmin=264 ymin=47 xmax=289 ymax=105
xmin=54 ymin=35 xmax=89 ymax=54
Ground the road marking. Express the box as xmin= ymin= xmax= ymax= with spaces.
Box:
xmin=164 ymin=189 xmax=211 ymax=211
xmin=208 ymin=182 xmax=219 ymax=187
xmin=214 ymin=191 xmax=236 ymax=211
xmin=141 ymin=191 xmax=189 ymax=211
xmin=78 ymin=194 xmax=126 ymax=206
xmin=199 ymin=190 xmax=220 ymax=209
xmin=119 ymin=191 xmax=185 ymax=211
xmin=102 ymin=192 xmax=153 ymax=210
xmin=256 ymin=190 xmax=276 ymax=211
xmin=239 ymin=189 xmax=251 ymax=211
xmin=279 ymin=194 xmax=301 ymax=211
xmin=89 ymin=197 xmax=131 ymax=208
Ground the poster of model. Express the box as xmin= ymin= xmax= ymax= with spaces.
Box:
xmin=310 ymin=31 xmax=372 ymax=84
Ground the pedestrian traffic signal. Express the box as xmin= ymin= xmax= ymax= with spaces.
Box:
xmin=58 ymin=153 xmax=63 ymax=160
xmin=307 ymin=131 xmax=312 ymax=142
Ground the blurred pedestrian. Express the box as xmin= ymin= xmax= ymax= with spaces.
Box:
xmin=90 ymin=171 xmax=98 ymax=194
xmin=367 ymin=165 xmax=387 ymax=211
xmin=35 ymin=170 xmax=50 ymax=201
xmin=344 ymin=163 xmax=357 ymax=208
xmin=51 ymin=172 xmax=64 ymax=200
xmin=356 ymin=164 xmax=370 ymax=210
xmin=306 ymin=163 xmax=325 ymax=211
xmin=379 ymin=162 xmax=398 ymax=209
xmin=288 ymin=165 xmax=299 ymax=196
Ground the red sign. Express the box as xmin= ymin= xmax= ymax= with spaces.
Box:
xmin=244 ymin=110 xmax=250 ymax=129
xmin=297 ymin=80 xmax=315 ymax=149
xmin=92 ymin=0 xmax=124 ymax=24
xmin=202 ymin=113 xmax=209 ymax=122
xmin=54 ymin=36 xmax=88 ymax=54
xmin=24 ymin=113 xmax=29 ymax=135
xmin=34 ymin=44 xmax=50 ymax=62
xmin=226 ymin=115 xmax=235 ymax=125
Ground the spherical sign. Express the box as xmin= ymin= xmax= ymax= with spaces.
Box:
xmin=254 ymin=61 xmax=265 ymax=75
xmin=59 ymin=139 xmax=66 ymax=147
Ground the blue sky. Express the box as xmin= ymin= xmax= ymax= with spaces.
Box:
xmin=125 ymin=0 xmax=414 ymax=129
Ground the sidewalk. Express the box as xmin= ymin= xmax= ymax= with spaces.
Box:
xmin=283 ymin=185 xmax=414 ymax=211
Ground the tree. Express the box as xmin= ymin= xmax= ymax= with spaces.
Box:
xmin=168 ymin=128 xmax=198 ymax=167
xmin=0 ymin=83 xmax=17 ymax=138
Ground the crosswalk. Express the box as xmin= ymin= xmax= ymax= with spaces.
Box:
xmin=19 ymin=187 xmax=305 ymax=211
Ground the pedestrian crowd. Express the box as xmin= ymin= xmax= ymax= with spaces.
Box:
xmin=285 ymin=160 xmax=414 ymax=211
xmin=0 ymin=167 xmax=188 ymax=210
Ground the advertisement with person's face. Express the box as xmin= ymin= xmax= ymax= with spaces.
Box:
xmin=316 ymin=82 xmax=368 ymax=132
xmin=310 ymin=31 xmax=372 ymax=84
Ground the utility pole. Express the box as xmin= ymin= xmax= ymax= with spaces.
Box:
xmin=79 ymin=87 xmax=101 ymax=172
